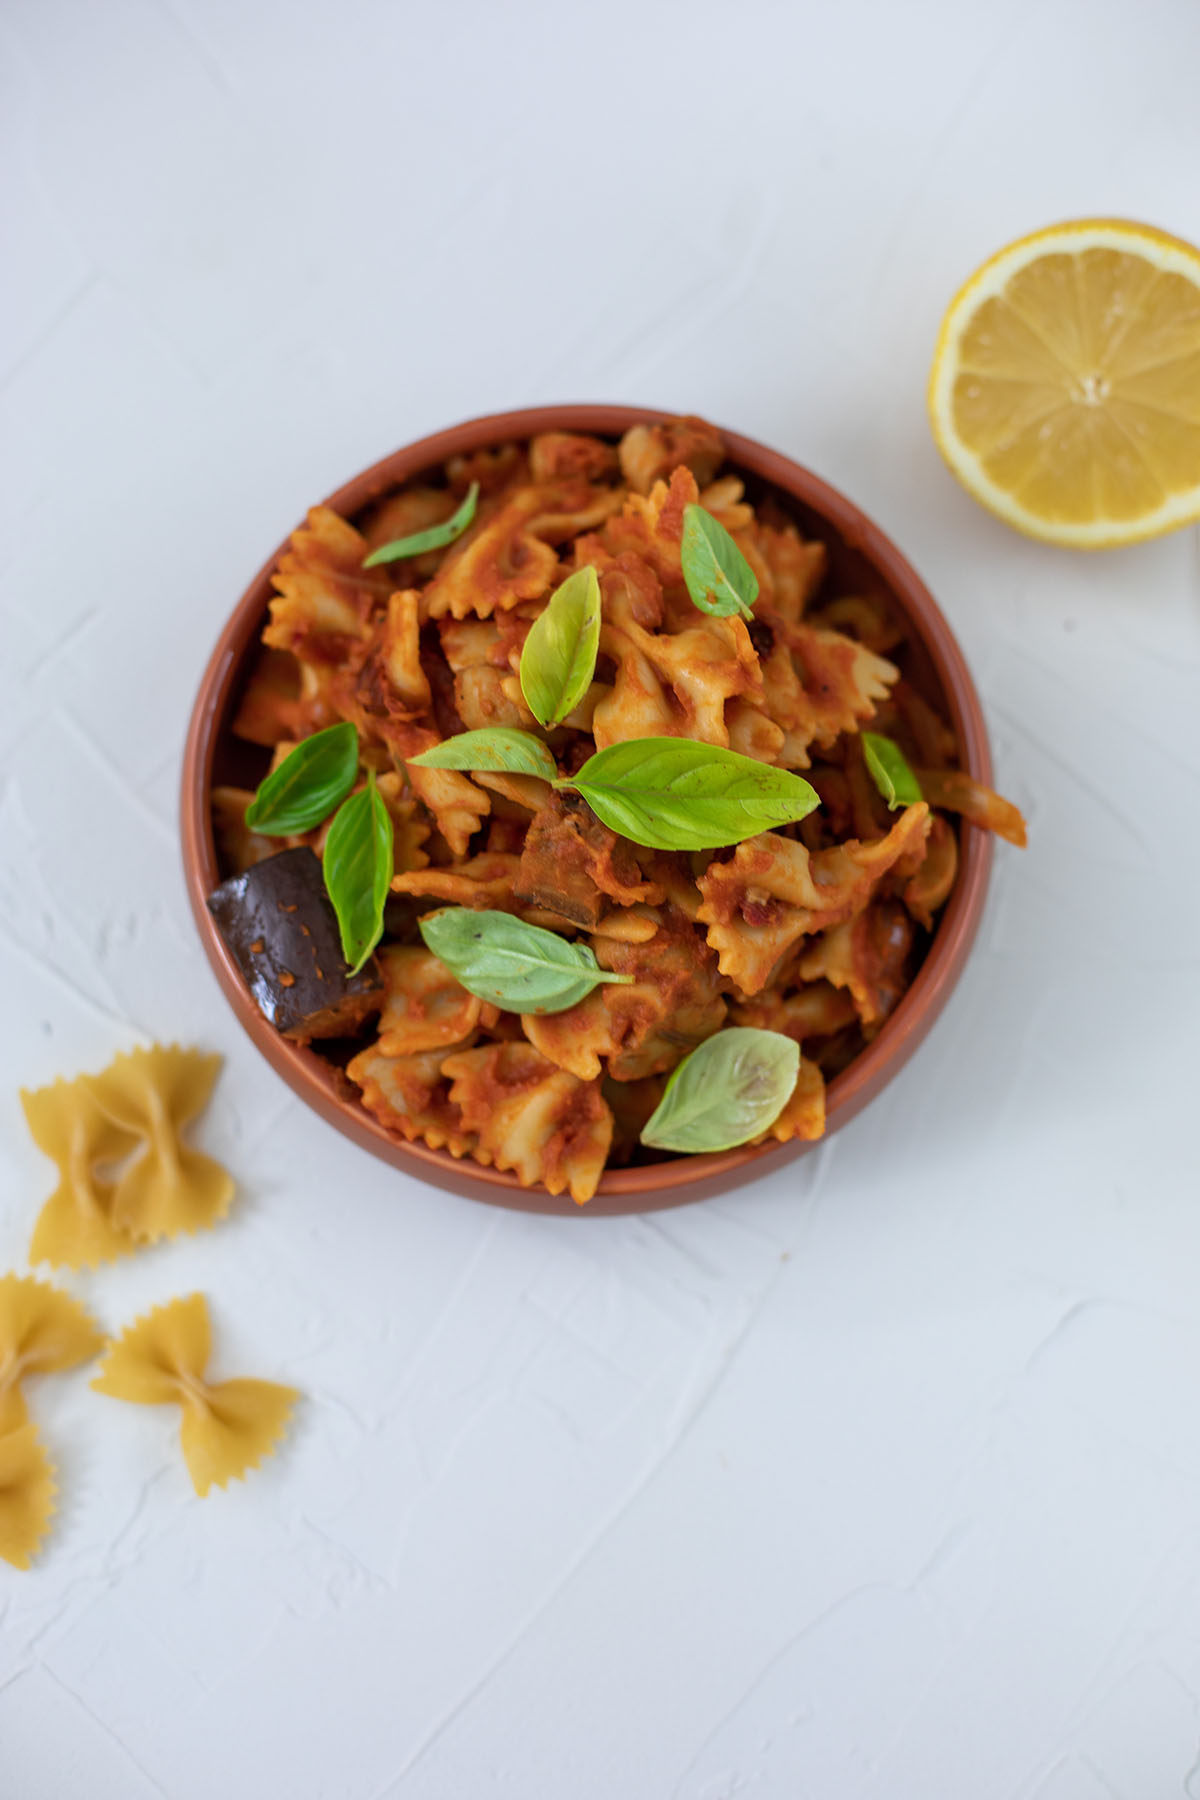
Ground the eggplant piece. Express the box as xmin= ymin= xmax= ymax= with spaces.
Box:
xmin=207 ymin=847 xmax=383 ymax=1041
xmin=512 ymin=792 xmax=648 ymax=929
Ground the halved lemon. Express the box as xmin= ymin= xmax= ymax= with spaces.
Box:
xmin=928 ymin=219 xmax=1200 ymax=548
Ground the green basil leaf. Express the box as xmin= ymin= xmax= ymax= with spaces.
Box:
xmin=407 ymin=728 xmax=557 ymax=782
xmin=419 ymin=907 xmax=632 ymax=1015
xmin=640 ymin=1027 xmax=800 ymax=1153
xmin=680 ymin=503 xmax=759 ymax=620
xmin=518 ymin=564 xmax=602 ymax=729
xmin=322 ymin=771 xmax=394 ymax=974
xmin=560 ymin=737 xmax=818 ymax=851
xmin=243 ymin=722 xmax=359 ymax=835
xmin=362 ymin=482 xmax=480 ymax=568
xmin=862 ymin=732 xmax=924 ymax=809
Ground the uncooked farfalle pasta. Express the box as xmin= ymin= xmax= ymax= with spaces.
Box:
xmin=21 ymin=1046 xmax=234 ymax=1267
xmin=84 ymin=1047 xmax=234 ymax=1243
xmin=208 ymin=416 xmax=1027 ymax=1202
xmin=5 ymin=1062 xmax=294 ymax=1566
xmin=0 ymin=1276 xmax=104 ymax=1568
xmin=0 ymin=1426 xmax=57 ymax=1571
xmin=92 ymin=1294 xmax=299 ymax=1496
xmin=21 ymin=1077 xmax=142 ymax=1270
xmin=0 ymin=1274 xmax=105 ymax=1431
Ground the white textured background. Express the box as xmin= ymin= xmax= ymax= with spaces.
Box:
xmin=2 ymin=1 xmax=1199 ymax=1795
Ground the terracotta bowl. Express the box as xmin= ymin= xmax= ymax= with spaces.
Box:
xmin=181 ymin=404 xmax=993 ymax=1215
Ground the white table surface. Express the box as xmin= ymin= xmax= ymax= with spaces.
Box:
xmin=3 ymin=1 xmax=1200 ymax=1794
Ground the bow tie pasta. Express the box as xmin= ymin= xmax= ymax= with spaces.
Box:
xmin=696 ymin=805 xmax=932 ymax=997
xmin=22 ymin=1048 xmax=234 ymax=1264
xmin=0 ymin=1425 xmax=57 ymax=1570
xmin=20 ymin=1078 xmax=142 ymax=1269
xmin=0 ymin=1276 xmax=104 ymax=1439
xmin=92 ymin=1295 xmax=299 ymax=1498
xmin=0 ymin=1277 xmax=104 ymax=1568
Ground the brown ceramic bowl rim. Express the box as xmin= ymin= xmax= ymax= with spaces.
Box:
xmin=181 ymin=404 xmax=993 ymax=1215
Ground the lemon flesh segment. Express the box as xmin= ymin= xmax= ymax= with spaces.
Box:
xmin=930 ymin=223 xmax=1200 ymax=547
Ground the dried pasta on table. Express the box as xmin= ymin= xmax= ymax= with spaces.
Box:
xmin=83 ymin=1047 xmax=234 ymax=1244
xmin=0 ymin=1276 xmax=105 ymax=1434
xmin=92 ymin=1295 xmax=299 ymax=1498
xmin=0 ymin=1424 xmax=57 ymax=1570
xmin=0 ymin=1277 xmax=103 ymax=1571
xmin=21 ymin=1077 xmax=142 ymax=1268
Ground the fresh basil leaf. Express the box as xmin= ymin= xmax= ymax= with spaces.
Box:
xmin=862 ymin=732 xmax=924 ymax=810
xmin=362 ymin=482 xmax=480 ymax=568
xmin=244 ymin=722 xmax=359 ymax=836
xmin=322 ymin=771 xmax=394 ymax=974
xmin=681 ymin=503 xmax=759 ymax=620
xmin=419 ymin=907 xmax=632 ymax=1015
xmin=407 ymin=728 xmax=557 ymax=782
xmin=560 ymin=737 xmax=818 ymax=851
xmin=518 ymin=565 xmax=602 ymax=729
xmin=640 ymin=1027 xmax=800 ymax=1154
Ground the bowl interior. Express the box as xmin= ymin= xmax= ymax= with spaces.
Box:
xmin=182 ymin=405 xmax=993 ymax=1215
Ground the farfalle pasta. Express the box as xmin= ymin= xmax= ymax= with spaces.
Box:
xmin=21 ymin=1047 xmax=234 ymax=1265
xmin=695 ymin=805 xmax=931 ymax=996
xmin=20 ymin=1078 xmax=142 ymax=1269
xmin=345 ymin=1045 xmax=477 ymax=1157
xmin=0 ymin=1276 xmax=104 ymax=1569
xmin=440 ymin=1043 xmax=613 ymax=1204
xmin=0 ymin=1425 xmax=57 ymax=1570
xmin=83 ymin=1047 xmax=234 ymax=1244
xmin=798 ymin=900 xmax=918 ymax=1028
xmin=213 ymin=417 xmax=1025 ymax=1201
xmin=752 ymin=1058 xmax=827 ymax=1145
xmin=0 ymin=1276 xmax=105 ymax=1433
xmin=92 ymin=1295 xmax=299 ymax=1497
xmin=375 ymin=947 xmax=500 ymax=1056
xmin=522 ymin=905 xmax=726 ymax=1083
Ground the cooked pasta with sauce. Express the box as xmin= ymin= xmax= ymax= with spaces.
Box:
xmin=210 ymin=417 xmax=1024 ymax=1203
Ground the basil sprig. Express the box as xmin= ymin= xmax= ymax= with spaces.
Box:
xmin=408 ymin=728 xmax=556 ymax=782
xmin=862 ymin=732 xmax=924 ymax=810
xmin=322 ymin=772 xmax=394 ymax=974
xmin=244 ymin=723 xmax=359 ymax=835
xmin=419 ymin=908 xmax=632 ymax=1015
xmin=640 ymin=1028 xmax=799 ymax=1153
xmin=362 ymin=482 xmax=480 ymax=568
xmin=680 ymin=504 xmax=758 ymax=620
xmin=558 ymin=737 xmax=818 ymax=850
xmin=519 ymin=565 xmax=602 ymax=729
